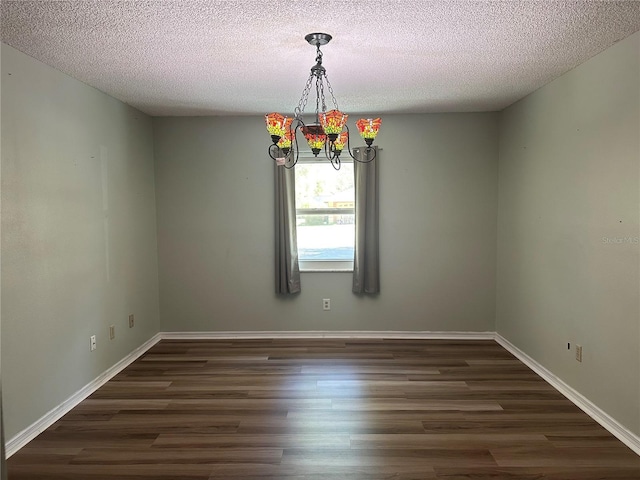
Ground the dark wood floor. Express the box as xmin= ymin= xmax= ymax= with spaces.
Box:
xmin=7 ymin=338 xmax=640 ymax=479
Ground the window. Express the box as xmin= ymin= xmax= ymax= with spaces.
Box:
xmin=295 ymin=158 xmax=354 ymax=271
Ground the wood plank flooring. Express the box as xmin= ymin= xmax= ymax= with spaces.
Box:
xmin=7 ymin=338 xmax=640 ymax=479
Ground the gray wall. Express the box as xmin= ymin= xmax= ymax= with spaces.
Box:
xmin=4 ymin=27 xmax=638 ymax=449
xmin=1 ymin=44 xmax=161 ymax=438
xmin=496 ymin=31 xmax=640 ymax=435
xmin=154 ymin=113 xmax=498 ymax=332
xmin=0 ymin=42 xmax=5 ymax=476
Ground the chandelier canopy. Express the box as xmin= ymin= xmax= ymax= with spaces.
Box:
xmin=265 ymin=33 xmax=381 ymax=170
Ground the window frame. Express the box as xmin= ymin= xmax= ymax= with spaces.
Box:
xmin=294 ymin=156 xmax=355 ymax=272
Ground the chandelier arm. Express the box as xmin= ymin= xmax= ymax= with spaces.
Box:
xmin=323 ymin=138 xmax=338 ymax=163
xmin=323 ymin=140 xmax=341 ymax=169
xmin=344 ymin=125 xmax=359 ymax=161
xmin=282 ymin=141 xmax=294 ymax=170
xmin=283 ymin=145 xmax=296 ymax=169
xmin=323 ymin=139 xmax=330 ymax=161
xmin=268 ymin=144 xmax=298 ymax=170
xmin=268 ymin=144 xmax=280 ymax=161
xmin=283 ymin=122 xmax=305 ymax=169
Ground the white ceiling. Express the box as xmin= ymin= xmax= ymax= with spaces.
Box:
xmin=2 ymin=1 xmax=640 ymax=116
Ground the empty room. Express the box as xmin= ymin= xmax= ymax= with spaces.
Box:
xmin=1 ymin=1 xmax=639 ymax=478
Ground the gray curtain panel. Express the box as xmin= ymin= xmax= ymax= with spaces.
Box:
xmin=353 ymin=147 xmax=380 ymax=294
xmin=274 ymin=162 xmax=301 ymax=294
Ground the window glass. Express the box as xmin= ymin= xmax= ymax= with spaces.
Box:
xmin=295 ymin=160 xmax=354 ymax=270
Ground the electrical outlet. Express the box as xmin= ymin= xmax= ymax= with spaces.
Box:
xmin=90 ymin=335 xmax=97 ymax=351
xmin=129 ymin=314 xmax=135 ymax=328
xmin=109 ymin=325 xmax=115 ymax=340
xmin=323 ymin=298 xmax=331 ymax=311
xmin=575 ymin=344 xmax=583 ymax=362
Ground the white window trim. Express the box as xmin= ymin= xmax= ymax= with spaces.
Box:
xmin=295 ymin=155 xmax=354 ymax=272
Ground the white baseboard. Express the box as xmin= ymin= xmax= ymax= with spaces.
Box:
xmin=6 ymin=333 xmax=162 ymax=458
xmin=160 ymin=330 xmax=496 ymax=340
xmin=495 ymin=333 xmax=640 ymax=456
xmin=7 ymin=331 xmax=639 ymax=458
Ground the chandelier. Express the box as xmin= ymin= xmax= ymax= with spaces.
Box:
xmin=265 ymin=33 xmax=382 ymax=170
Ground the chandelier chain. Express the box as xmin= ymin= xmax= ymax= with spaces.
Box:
xmin=319 ymin=74 xmax=327 ymax=113
xmin=324 ymin=73 xmax=339 ymax=110
xmin=295 ymin=74 xmax=314 ymax=118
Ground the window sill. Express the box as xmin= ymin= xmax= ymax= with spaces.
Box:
xmin=299 ymin=260 xmax=353 ymax=272
xmin=301 ymin=268 xmax=353 ymax=273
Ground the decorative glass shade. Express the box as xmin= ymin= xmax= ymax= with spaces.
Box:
xmin=265 ymin=112 xmax=291 ymax=137
xmin=320 ymin=109 xmax=348 ymax=135
xmin=355 ymin=118 xmax=382 ymax=140
xmin=305 ymin=132 xmax=327 ymax=153
xmin=333 ymin=131 xmax=349 ymax=154
xmin=277 ymin=130 xmax=292 ymax=150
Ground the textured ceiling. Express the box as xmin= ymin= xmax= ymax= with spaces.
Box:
xmin=2 ymin=1 xmax=640 ymax=116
